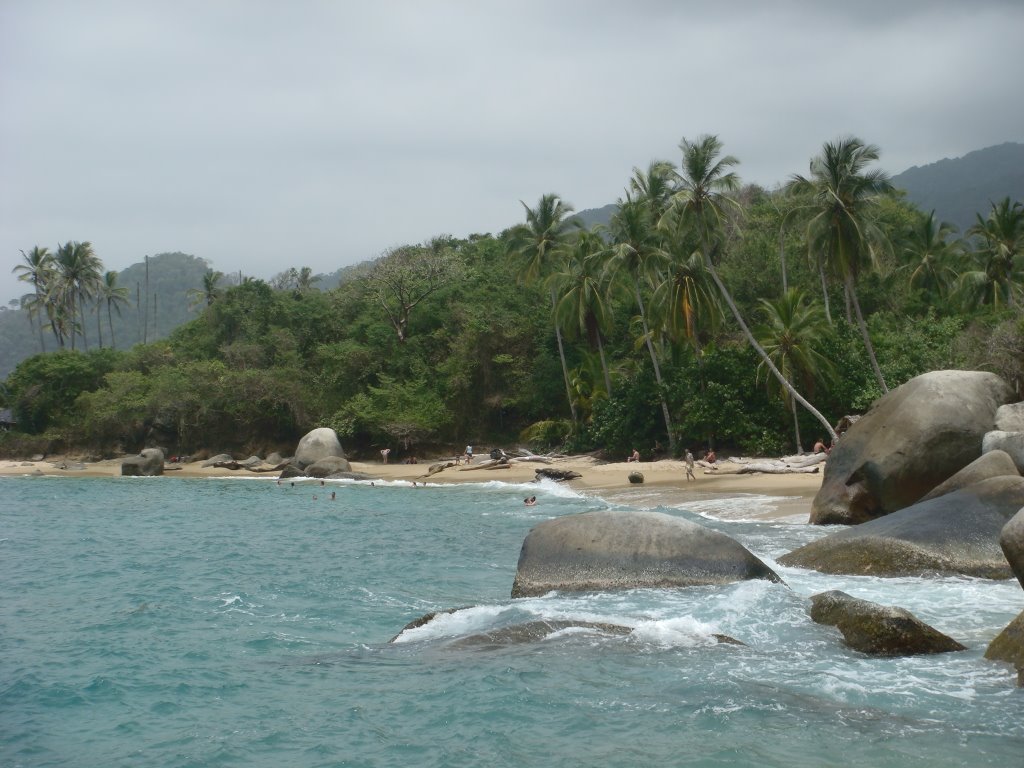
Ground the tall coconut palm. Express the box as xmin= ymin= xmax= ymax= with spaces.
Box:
xmin=754 ymin=289 xmax=835 ymax=453
xmin=188 ymin=269 xmax=225 ymax=310
xmin=507 ymin=194 xmax=579 ymax=422
xmin=54 ymin=241 xmax=102 ymax=350
xmin=606 ymin=197 xmax=676 ymax=450
xmin=13 ymin=246 xmax=55 ymax=350
xmin=900 ymin=210 xmax=962 ymax=301
xmin=630 ymin=160 xmax=677 ymax=225
xmin=98 ymin=270 xmax=131 ymax=349
xmin=786 ymin=137 xmax=894 ymax=393
xmin=958 ymin=197 xmax=1024 ymax=310
xmin=669 ymin=134 xmax=838 ymax=441
xmin=549 ymin=229 xmax=617 ymax=398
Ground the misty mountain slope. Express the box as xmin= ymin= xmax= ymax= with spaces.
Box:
xmin=891 ymin=142 xmax=1024 ymax=233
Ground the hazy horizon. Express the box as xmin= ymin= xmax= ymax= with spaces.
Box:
xmin=3 ymin=0 xmax=1023 ymax=305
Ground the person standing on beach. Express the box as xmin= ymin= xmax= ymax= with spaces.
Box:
xmin=685 ymin=450 xmax=695 ymax=481
xmin=465 ymin=445 xmax=473 ymax=463
xmin=381 ymin=448 xmax=391 ymax=464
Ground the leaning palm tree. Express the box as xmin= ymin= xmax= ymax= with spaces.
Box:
xmin=900 ymin=210 xmax=962 ymax=301
xmin=13 ymin=246 xmax=55 ymax=351
xmin=957 ymin=197 xmax=1024 ymax=311
xmin=668 ymin=134 xmax=837 ymax=441
xmin=507 ymin=194 xmax=579 ymax=422
xmin=754 ymin=289 xmax=835 ymax=454
xmin=605 ymin=197 xmax=677 ymax=450
xmin=549 ymin=229 xmax=617 ymax=398
xmin=97 ymin=270 xmax=131 ymax=349
xmin=786 ymin=137 xmax=894 ymax=393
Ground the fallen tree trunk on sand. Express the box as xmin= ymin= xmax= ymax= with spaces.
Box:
xmin=708 ymin=460 xmax=821 ymax=475
xmin=458 ymin=458 xmax=510 ymax=471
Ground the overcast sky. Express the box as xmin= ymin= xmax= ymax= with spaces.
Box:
xmin=2 ymin=0 xmax=1023 ymax=305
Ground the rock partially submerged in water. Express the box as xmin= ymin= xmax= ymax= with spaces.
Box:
xmin=304 ymin=455 xmax=352 ymax=477
xmin=985 ymin=611 xmax=1024 ymax=670
xmin=811 ymin=370 xmax=1013 ymax=525
xmin=511 ymin=510 xmax=782 ymax=598
xmin=1001 ymin=508 xmax=1024 ymax=590
xmin=121 ymin=448 xmax=165 ymax=476
xmin=780 ymin=476 xmax=1024 ymax=579
xmin=809 ymin=590 xmax=965 ymax=656
xmin=390 ymin=610 xmax=744 ymax=648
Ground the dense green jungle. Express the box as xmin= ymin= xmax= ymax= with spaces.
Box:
xmin=2 ymin=136 xmax=1023 ymax=462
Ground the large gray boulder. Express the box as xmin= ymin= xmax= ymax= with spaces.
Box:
xmin=511 ymin=510 xmax=782 ymax=598
xmin=1000 ymin=508 xmax=1024 ymax=590
xmin=781 ymin=476 xmax=1024 ymax=578
xmin=810 ymin=590 xmax=965 ymax=656
xmin=294 ymin=428 xmax=345 ymax=469
xmin=918 ymin=449 xmax=1019 ymax=503
xmin=304 ymin=455 xmax=353 ymax=477
xmin=995 ymin=403 xmax=1024 ymax=432
xmin=982 ymin=431 xmax=1024 ymax=473
xmin=121 ymin=448 xmax=165 ymax=477
xmin=811 ymin=370 xmax=1013 ymax=525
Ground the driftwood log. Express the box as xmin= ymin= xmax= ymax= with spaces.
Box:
xmin=700 ymin=453 xmax=826 ymax=475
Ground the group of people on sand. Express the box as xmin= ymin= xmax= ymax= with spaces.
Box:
xmin=629 ymin=446 xmax=711 ymax=482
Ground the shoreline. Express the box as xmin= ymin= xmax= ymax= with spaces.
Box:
xmin=0 ymin=454 xmax=822 ymax=522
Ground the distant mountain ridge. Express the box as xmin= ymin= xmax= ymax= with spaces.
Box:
xmin=887 ymin=142 xmax=1024 ymax=233
xmin=571 ymin=142 xmax=1024 ymax=234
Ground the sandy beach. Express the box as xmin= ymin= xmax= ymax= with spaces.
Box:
xmin=0 ymin=454 xmax=822 ymax=522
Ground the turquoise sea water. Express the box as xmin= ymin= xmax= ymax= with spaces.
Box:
xmin=2 ymin=475 xmax=1023 ymax=768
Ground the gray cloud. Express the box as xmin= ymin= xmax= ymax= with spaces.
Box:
xmin=3 ymin=0 xmax=1023 ymax=304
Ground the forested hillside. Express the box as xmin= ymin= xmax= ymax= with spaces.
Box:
xmin=2 ymin=135 xmax=1022 ymax=462
xmin=892 ymin=142 xmax=1024 ymax=233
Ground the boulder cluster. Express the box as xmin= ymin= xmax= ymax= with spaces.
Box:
xmin=397 ymin=371 xmax=1024 ymax=684
xmin=119 ymin=426 xmax=366 ymax=481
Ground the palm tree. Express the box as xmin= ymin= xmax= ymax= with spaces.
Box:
xmin=958 ymin=197 xmax=1024 ymax=310
xmin=900 ymin=210 xmax=962 ymax=301
xmin=669 ymin=134 xmax=838 ymax=441
xmin=188 ymin=269 xmax=225 ymax=310
xmin=98 ymin=271 xmax=131 ymax=349
xmin=786 ymin=137 xmax=894 ymax=393
xmin=13 ymin=246 xmax=55 ymax=351
xmin=507 ymin=194 xmax=579 ymax=422
xmin=549 ymin=229 xmax=617 ymax=398
xmin=754 ymin=289 xmax=835 ymax=453
xmin=606 ymin=197 xmax=676 ymax=450
xmin=54 ymin=241 xmax=101 ymax=351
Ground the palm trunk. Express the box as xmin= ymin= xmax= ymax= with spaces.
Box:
xmin=79 ymin=294 xmax=89 ymax=351
xmin=818 ymin=260 xmax=832 ymax=325
xmin=108 ymin=304 xmax=117 ymax=350
xmin=96 ymin=305 xmax=103 ymax=349
xmin=703 ymin=245 xmax=837 ymax=441
xmin=550 ymin=287 xmax=578 ymax=423
xmin=635 ymin=281 xmax=676 ymax=452
xmin=791 ymin=395 xmax=802 ymax=454
xmin=597 ymin=333 xmax=612 ymax=397
xmin=779 ymin=226 xmax=788 ymax=292
xmin=845 ymin=272 xmax=888 ymax=394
